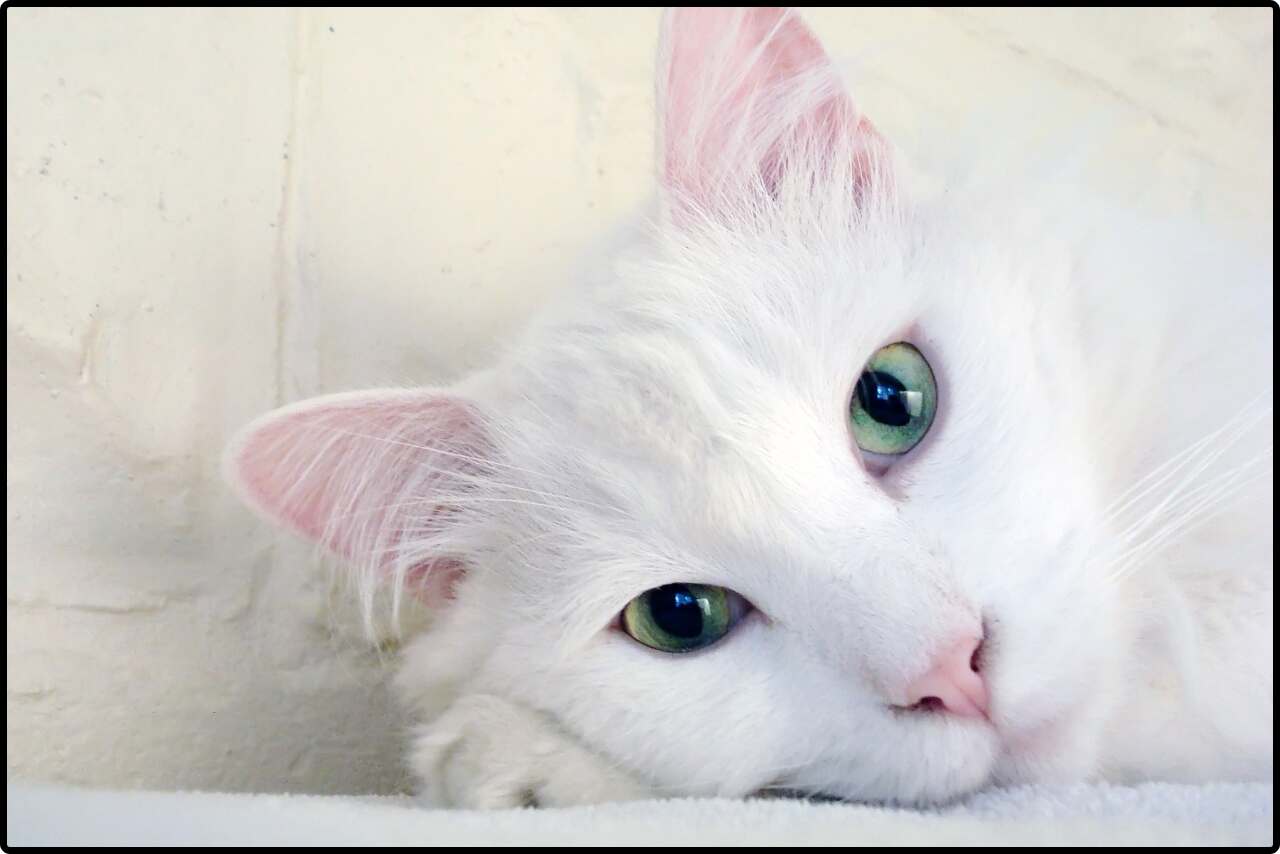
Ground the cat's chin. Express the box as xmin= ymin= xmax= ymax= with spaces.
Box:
xmin=759 ymin=724 xmax=1003 ymax=806
xmin=766 ymin=701 xmax=1103 ymax=806
xmin=765 ymin=721 xmax=1091 ymax=807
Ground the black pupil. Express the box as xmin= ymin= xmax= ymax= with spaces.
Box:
xmin=855 ymin=370 xmax=911 ymax=427
xmin=647 ymin=584 xmax=704 ymax=639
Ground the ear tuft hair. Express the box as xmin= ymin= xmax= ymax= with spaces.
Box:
xmin=656 ymin=7 xmax=887 ymax=224
xmin=224 ymin=389 xmax=491 ymax=630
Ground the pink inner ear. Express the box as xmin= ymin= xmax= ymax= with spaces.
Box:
xmin=228 ymin=391 xmax=487 ymax=606
xmin=405 ymin=558 xmax=466 ymax=603
xmin=659 ymin=7 xmax=882 ymax=214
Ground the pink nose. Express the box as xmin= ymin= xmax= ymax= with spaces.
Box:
xmin=901 ymin=637 xmax=989 ymax=719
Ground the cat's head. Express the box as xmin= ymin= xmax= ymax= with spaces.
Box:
xmin=226 ymin=8 xmax=1124 ymax=803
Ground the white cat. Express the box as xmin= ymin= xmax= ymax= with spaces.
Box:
xmin=225 ymin=8 xmax=1273 ymax=807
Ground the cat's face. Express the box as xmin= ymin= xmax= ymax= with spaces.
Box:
xmin=228 ymin=8 xmax=1126 ymax=803
xmin=424 ymin=177 xmax=1120 ymax=804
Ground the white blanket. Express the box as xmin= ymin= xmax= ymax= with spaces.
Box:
xmin=6 ymin=781 xmax=1272 ymax=846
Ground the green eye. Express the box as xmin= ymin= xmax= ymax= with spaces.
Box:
xmin=621 ymin=583 xmax=750 ymax=653
xmin=849 ymin=342 xmax=938 ymax=456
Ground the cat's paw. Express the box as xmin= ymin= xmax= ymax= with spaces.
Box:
xmin=409 ymin=692 xmax=651 ymax=808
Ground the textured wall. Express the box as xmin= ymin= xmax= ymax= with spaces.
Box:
xmin=7 ymin=8 xmax=1272 ymax=794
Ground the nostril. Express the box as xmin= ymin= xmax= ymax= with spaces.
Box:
xmin=897 ymin=634 xmax=991 ymax=719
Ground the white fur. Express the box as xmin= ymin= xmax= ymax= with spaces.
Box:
xmin=226 ymin=8 xmax=1272 ymax=807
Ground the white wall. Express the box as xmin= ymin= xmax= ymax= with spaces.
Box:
xmin=7 ymin=8 xmax=1271 ymax=794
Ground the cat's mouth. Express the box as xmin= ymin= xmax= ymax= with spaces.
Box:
xmin=749 ymin=787 xmax=845 ymax=804
xmin=748 ymin=783 xmax=986 ymax=809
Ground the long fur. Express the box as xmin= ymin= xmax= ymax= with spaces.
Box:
xmin=226 ymin=8 xmax=1272 ymax=806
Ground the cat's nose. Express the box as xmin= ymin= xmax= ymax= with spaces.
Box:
xmin=899 ymin=636 xmax=989 ymax=719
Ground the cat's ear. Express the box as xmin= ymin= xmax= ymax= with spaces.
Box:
xmin=224 ymin=389 xmax=490 ymax=607
xmin=656 ymin=7 xmax=885 ymax=220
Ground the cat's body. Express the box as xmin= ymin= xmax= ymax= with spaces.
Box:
xmin=226 ymin=9 xmax=1272 ymax=807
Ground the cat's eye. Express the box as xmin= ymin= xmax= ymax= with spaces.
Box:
xmin=621 ymin=583 xmax=750 ymax=653
xmin=849 ymin=342 xmax=937 ymax=457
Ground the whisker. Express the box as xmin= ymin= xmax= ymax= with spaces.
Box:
xmin=1107 ymin=414 xmax=1270 ymax=548
xmin=1101 ymin=403 xmax=1271 ymax=524
xmin=1105 ymin=454 xmax=1272 ymax=584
